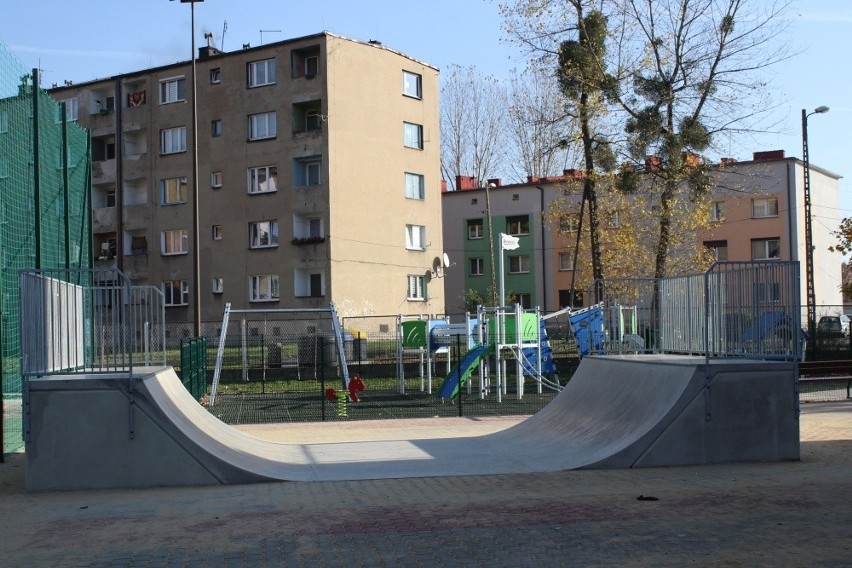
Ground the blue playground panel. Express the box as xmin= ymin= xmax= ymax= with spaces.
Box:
xmin=569 ymin=305 xmax=605 ymax=357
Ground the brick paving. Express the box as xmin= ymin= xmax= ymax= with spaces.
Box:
xmin=1 ymin=402 xmax=850 ymax=567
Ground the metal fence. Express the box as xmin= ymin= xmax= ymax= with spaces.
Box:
xmin=19 ymin=268 xmax=166 ymax=377
xmin=592 ymin=261 xmax=802 ymax=361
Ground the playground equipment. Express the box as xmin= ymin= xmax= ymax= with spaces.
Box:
xmin=436 ymin=304 xmax=562 ymax=402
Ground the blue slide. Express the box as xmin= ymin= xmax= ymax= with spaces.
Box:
xmin=437 ymin=344 xmax=493 ymax=399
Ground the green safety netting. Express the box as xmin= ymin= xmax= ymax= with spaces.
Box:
xmin=0 ymin=40 xmax=91 ymax=455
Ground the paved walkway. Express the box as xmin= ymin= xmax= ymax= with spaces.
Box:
xmin=1 ymin=403 xmax=850 ymax=567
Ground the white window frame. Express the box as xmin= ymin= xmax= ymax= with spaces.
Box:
xmin=403 ymin=70 xmax=422 ymax=98
xmin=467 ymin=219 xmax=484 ymax=240
xmin=407 ymin=275 xmax=427 ymax=301
xmin=405 ymin=172 xmax=425 ymax=200
xmin=559 ymin=215 xmax=579 ymax=232
xmin=248 ymin=111 xmax=277 ymax=140
xmin=249 ymin=220 xmax=279 ymax=249
xmin=469 ymin=257 xmax=484 ymax=276
xmin=558 ymin=252 xmax=575 ymax=271
xmin=705 ymin=240 xmax=728 ymax=261
xmin=508 ymin=255 xmax=531 ymax=274
xmin=212 ymin=225 xmax=223 ymax=240
xmin=160 ymin=126 xmax=187 ymax=154
xmin=403 ymin=122 xmax=423 ymax=149
xmin=209 ymin=68 xmax=221 ymax=84
xmin=751 ymin=238 xmax=781 ymax=260
xmin=710 ymin=201 xmax=725 ymax=221
xmin=160 ymin=176 xmax=188 ymax=205
xmin=752 ymin=197 xmax=778 ymax=218
xmin=248 ymin=59 xmax=276 ymax=87
xmin=212 ymin=277 xmax=224 ymax=294
xmin=163 ymin=280 xmax=189 ymax=307
xmin=247 ymin=165 xmax=278 ymax=194
xmin=161 ymin=229 xmax=189 ymax=255
xmin=305 ymin=161 xmax=321 ymax=185
xmin=211 ymin=119 xmax=222 ymax=137
xmin=305 ymin=55 xmax=319 ymax=77
xmin=250 ymin=274 xmax=280 ymax=302
xmin=159 ymin=76 xmax=186 ymax=104
xmin=58 ymin=98 xmax=79 ymax=122
xmin=405 ymin=224 xmax=426 ymax=251
xmin=211 ymin=171 xmax=223 ymax=188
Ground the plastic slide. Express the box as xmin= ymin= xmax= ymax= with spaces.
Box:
xmin=437 ymin=344 xmax=493 ymax=399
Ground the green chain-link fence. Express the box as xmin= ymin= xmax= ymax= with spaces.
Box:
xmin=1 ymin=41 xmax=91 ymax=457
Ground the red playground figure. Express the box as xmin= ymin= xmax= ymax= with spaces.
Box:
xmin=348 ymin=374 xmax=365 ymax=402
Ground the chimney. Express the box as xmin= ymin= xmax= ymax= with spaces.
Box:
xmin=682 ymin=151 xmax=702 ymax=167
xmin=198 ymin=46 xmax=223 ymax=60
xmin=455 ymin=175 xmax=476 ymax=190
xmin=720 ymin=157 xmax=738 ymax=166
xmin=441 ymin=180 xmax=448 ymax=192
xmin=753 ymin=150 xmax=785 ymax=161
xmin=527 ymin=175 xmax=540 ymax=184
xmin=487 ymin=178 xmax=501 ymax=188
xmin=645 ymin=155 xmax=662 ymax=172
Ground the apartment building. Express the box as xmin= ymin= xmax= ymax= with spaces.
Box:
xmin=50 ymin=32 xmax=444 ymax=324
xmin=441 ymin=151 xmax=843 ymax=315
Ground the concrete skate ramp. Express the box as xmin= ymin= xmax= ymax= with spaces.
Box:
xmin=25 ymin=355 xmax=799 ymax=491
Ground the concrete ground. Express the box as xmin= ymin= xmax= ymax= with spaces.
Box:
xmin=1 ymin=403 xmax=850 ymax=567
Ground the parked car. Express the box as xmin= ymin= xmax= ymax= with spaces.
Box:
xmin=817 ymin=315 xmax=850 ymax=337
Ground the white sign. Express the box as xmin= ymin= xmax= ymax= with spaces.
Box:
xmin=501 ymin=233 xmax=520 ymax=251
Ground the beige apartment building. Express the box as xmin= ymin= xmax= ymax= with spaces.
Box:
xmin=50 ymin=32 xmax=444 ymax=325
xmin=442 ymin=150 xmax=843 ymax=316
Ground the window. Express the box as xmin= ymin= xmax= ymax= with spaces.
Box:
xmin=211 ymin=171 xmax=222 ymax=188
xmin=710 ymin=201 xmax=725 ymax=221
xmin=403 ymin=122 xmax=423 ymax=149
xmin=0 ymin=110 xmax=8 ymax=133
xmin=293 ymin=215 xmax=324 ymax=240
xmin=163 ymin=280 xmax=189 ymax=306
xmin=58 ymin=98 xmax=79 ymax=121
xmin=752 ymin=197 xmax=778 ymax=218
xmin=515 ymin=293 xmax=532 ymax=309
xmin=293 ymin=158 xmax=322 ymax=186
xmin=295 ymin=269 xmax=325 ymax=297
xmin=159 ymin=77 xmax=186 ymax=104
xmin=704 ymin=240 xmax=728 ymax=261
xmin=469 ymin=257 xmax=484 ymax=276
xmin=249 ymin=112 xmax=276 ymax=140
xmin=506 ymin=215 xmax=530 ymax=236
xmin=467 ymin=219 xmax=484 ymax=240
xmin=407 ymin=275 xmax=426 ymax=301
xmin=248 ymin=59 xmax=276 ymax=87
xmin=160 ymin=126 xmax=187 ymax=154
xmin=309 ymin=274 xmax=323 ymax=297
xmin=403 ymin=70 xmax=422 ymax=98
xmin=308 ymin=218 xmax=322 ymax=238
xmin=559 ymin=215 xmax=579 ymax=232
xmin=209 ymin=68 xmax=221 ymax=84
xmin=250 ymin=274 xmax=279 ymax=302
xmin=405 ymin=225 xmax=426 ymax=250
xmin=558 ymin=252 xmax=575 ymax=271
xmin=161 ymin=229 xmax=189 ymax=255
xmin=508 ymin=255 xmax=530 ymax=273
xmin=559 ymin=289 xmax=584 ymax=309
xmin=211 ymin=119 xmax=222 ymax=137
xmin=248 ymin=165 xmax=278 ymax=194
xmin=305 ymin=110 xmax=322 ymax=131
xmin=212 ymin=277 xmax=224 ymax=294
xmin=212 ymin=225 xmax=223 ymax=240
xmin=105 ymin=189 xmax=117 ymax=208
xmin=249 ymin=220 xmax=279 ymax=248
xmin=305 ymin=55 xmax=319 ymax=77
xmin=405 ymin=172 xmax=425 ymax=200
xmin=160 ymin=176 xmax=188 ymax=205
xmin=752 ymin=238 xmax=780 ymax=260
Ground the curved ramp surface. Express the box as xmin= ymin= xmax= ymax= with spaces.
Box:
xmin=25 ymin=356 xmax=799 ymax=490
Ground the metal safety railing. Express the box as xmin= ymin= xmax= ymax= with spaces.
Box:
xmin=19 ymin=268 xmax=167 ymax=378
xmin=591 ymin=261 xmax=802 ymax=361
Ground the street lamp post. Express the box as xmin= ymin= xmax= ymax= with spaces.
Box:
xmin=802 ymin=105 xmax=829 ymax=354
xmin=485 ymin=182 xmax=497 ymax=306
xmin=173 ymin=0 xmax=204 ymax=336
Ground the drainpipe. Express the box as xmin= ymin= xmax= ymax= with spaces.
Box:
xmin=536 ymin=185 xmax=547 ymax=311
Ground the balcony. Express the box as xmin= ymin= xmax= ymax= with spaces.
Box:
xmin=123 ymin=253 xmax=149 ymax=280
xmin=87 ymin=110 xmax=115 ymax=136
xmin=92 ymin=207 xmax=117 ymax=233
xmin=91 ymin=159 xmax=116 ymax=184
xmin=123 ymin=152 xmax=148 ymax=180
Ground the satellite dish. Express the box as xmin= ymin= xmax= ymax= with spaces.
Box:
xmin=442 ymin=252 xmax=451 ymax=268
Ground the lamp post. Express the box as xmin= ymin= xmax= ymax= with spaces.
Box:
xmin=802 ymin=105 xmax=829 ymax=352
xmin=485 ymin=182 xmax=497 ymax=306
xmin=173 ymin=0 xmax=204 ymax=336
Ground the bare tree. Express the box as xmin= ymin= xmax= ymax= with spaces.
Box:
xmin=440 ymin=65 xmax=508 ymax=189
xmin=505 ymin=64 xmax=581 ymax=180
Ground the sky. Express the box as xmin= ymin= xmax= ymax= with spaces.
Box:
xmin=1 ymin=0 xmax=850 ymax=227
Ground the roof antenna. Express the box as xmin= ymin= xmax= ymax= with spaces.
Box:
xmin=221 ymin=20 xmax=227 ymax=51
